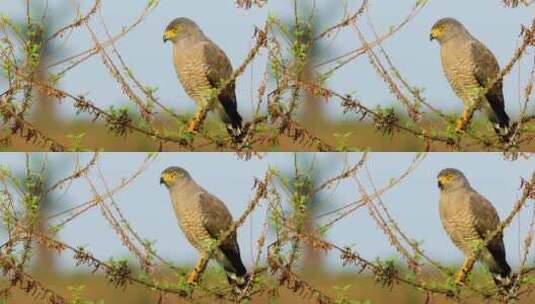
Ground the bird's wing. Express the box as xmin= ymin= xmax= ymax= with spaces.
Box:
xmin=199 ymin=41 xmax=242 ymax=129
xmin=469 ymin=40 xmax=509 ymax=126
xmin=200 ymin=41 xmax=234 ymax=95
xmin=468 ymin=191 xmax=507 ymax=263
xmin=199 ymin=41 xmax=233 ymax=81
xmin=198 ymin=192 xmax=245 ymax=274
xmin=197 ymin=191 xmax=232 ymax=237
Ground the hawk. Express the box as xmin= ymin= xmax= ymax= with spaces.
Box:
xmin=430 ymin=18 xmax=510 ymax=140
xmin=160 ymin=166 xmax=248 ymax=290
xmin=163 ymin=18 xmax=243 ymax=140
xmin=437 ymin=168 xmax=511 ymax=288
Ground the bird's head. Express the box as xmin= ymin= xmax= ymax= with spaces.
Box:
xmin=163 ymin=17 xmax=202 ymax=43
xmin=160 ymin=166 xmax=192 ymax=188
xmin=430 ymin=18 xmax=465 ymax=43
xmin=437 ymin=168 xmax=469 ymax=191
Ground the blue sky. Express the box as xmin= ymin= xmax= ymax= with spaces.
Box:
xmin=1 ymin=0 xmax=533 ymax=120
xmin=0 ymin=152 xmax=533 ymax=273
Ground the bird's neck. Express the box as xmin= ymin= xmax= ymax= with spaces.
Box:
xmin=170 ymin=180 xmax=201 ymax=200
xmin=441 ymin=183 xmax=472 ymax=194
xmin=442 ymin=29 xmax=472 ymax=46
xmin=174 ymin=34 xmax=205 ymax=49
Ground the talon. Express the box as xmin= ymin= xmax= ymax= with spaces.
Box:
xmin=455 ymin=111 xmax=472 ymax=133
xmin=187 ymin=121 xmax=198 ymax=133
xmin=455 ymin=271 xmax=466 ymax=285
xmin=187 ymin=272 xmax=199 ymax=285
xmin=455 ymin=259 xmax=473 ymax=285
xmin=187 ymin=111 xmax=205 ymax=133
xmin=455 ymin=119 xmax=466 ymax=133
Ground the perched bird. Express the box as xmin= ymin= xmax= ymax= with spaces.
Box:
xmin=160 ymin=166 xmax=248 ymax=290
xmin=430 ymin=18 xmax=510 ymax=140
xmin=163 ymin=18 xmax=243 ymax=139
xmin=437 ymin=168 xmax=511 ymax=288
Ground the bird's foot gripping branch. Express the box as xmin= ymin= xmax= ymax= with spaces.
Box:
xmin=1 ymin=0 xmax=534 ymax=151
xmin=1 ymin=153 xmax=535 ymax=303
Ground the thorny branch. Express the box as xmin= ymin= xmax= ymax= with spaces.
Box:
xmin=1 ymin=1 xmax=534 ymax=151
xmin=0 ymin=153 xmax=534 ymax=303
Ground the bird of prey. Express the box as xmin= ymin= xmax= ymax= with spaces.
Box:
xmin=160 ymin=166 xmax=248 ymax=289
xmin=163 ymin=18 xmax=243 ymax=140
xmin=430 ymin=18 xmax=510 ymax=140
xmin=437 ymin=168 xmax=511 ymax=288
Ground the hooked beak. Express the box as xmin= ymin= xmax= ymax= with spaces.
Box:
xmin=160 ymin=177 xmax=165 ymax=185
xmin=163 ymin=30 xmax=174 ymax=43
xmin=437 ymin=175 xmax=450 ymax=190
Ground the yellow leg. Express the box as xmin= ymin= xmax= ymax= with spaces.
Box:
xmin=455 ymin=258 xmax=475 ymax=285
xmin=455 ymin=110 xmax=472 ymax=133
xmin=186 ymin=272 xmax=199 ymax=285
xmin=186 ymin=254 xmax=209 ymax=285
xmin=187 ymin=111 xmax=202 ymax=133
xmin=455 ymin=119 xmax=465 ymax=133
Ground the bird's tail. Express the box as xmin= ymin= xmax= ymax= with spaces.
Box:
xmin=490 ymin=262 xmax=513 ymax=293
xmin=492 ymin=272 xmax=510 ymax=287
xmin=218 ymin=247 xmax=249 ymax=293
xmin=493 ymin=273 xmax=515 ymax=295
xmin=225 ymin=123 xmax=244 ymax=143
xmin=225 ymin=270 xmax=249 ymax=293
xmin=218 ymin=94 xmax=244 ymax=143
xmin=490 ymin=105 xmax=511 ymax=143
xmin=492 ymin=124 xmax=511 ymax=143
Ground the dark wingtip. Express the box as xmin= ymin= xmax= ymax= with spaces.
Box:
xmin=493 ymin=274 xmax=514 ymax=294
xmin=226 ymin=272 xmax=249 ymax=293
xmin=493 ymin=124 xmax=511 ymax=143
xmin=490 ymin=260 xmax=513 ymax=293
xmin=226 ymin=124 xmax=245 ymax=144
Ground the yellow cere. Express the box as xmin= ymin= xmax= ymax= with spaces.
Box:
xmin=438 ymin=174 xmax=453 ymax=185
xmin=161 ymin=172 xmax=176 ymax=183
xmin=164 ymin=28 xmax=178 ymax=40
xmin=431 ymin=26 xmax=444 ymax=39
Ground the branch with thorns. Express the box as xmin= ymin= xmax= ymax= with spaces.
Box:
xmin=2 ymin=1 xmax=534 ymax=151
